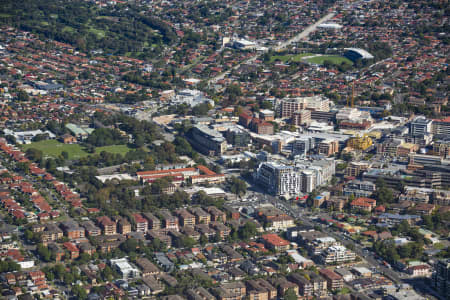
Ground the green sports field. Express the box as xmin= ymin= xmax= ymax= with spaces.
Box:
xmin=21 ymin=140 xmax=131 ymax=160
xmin=304 ymin=55 xmax=353 ymax=65
xmin=270 ymin=53 xmax=315 ymax=63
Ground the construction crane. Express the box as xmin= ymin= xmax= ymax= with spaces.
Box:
xmin=346 ymin=81 xmax=355 ymax=108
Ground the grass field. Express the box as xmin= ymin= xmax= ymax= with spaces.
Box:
xmin=21 ymin=140 xmax=132 ymax=160
xmin=304 ymin=55 xmax=353 ymax=65
xmin=270 ymin=53 xmax=315 ymax=63
xmin=88 ymin=27 xmax=106 ymax=38
xmin=96 ymin=145 xmax=131 ymax=156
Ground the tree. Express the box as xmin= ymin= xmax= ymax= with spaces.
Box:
xmin=25 ymin=148 xmax=43 ymax=162
xmin=284 ymin=288 xmax=298 ymax=300
xmin=238 ymin=221 xmax=257 ymax=240
xmin=61 ymin=151 xmax=69 ymax=160
xmin=120 ymin=238 xmax=138 ymax=254
xmin=174 ymin=236 xmax=197 ymax=248
xmin=17 ymin=89 xmax=30 ymax=101
xmin=229 ymin=176 xmax=247 ymax=196
xmin=372 ymin=178 xmax=394 ymax=204
xmin=5 ymin=135 xmax=16 ymax=145
xmin=37 ymin=244 xmax=52 ymax=262
xmin=72 ymin=285 xmax=88 ymax=300
xmin=0 ymin=259 xmax=20 ymax=273
xmin=200 ymin=234 xmax=208 ymax=246
xmin=150 ymin=177 xmax=172 ymax=194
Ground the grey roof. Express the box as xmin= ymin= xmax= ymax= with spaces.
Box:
xmin=379 ymin=213 xmax=420 ymax=220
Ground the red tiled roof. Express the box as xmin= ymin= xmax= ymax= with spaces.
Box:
xmin=261 ymin=234 xmax=290 ymax=247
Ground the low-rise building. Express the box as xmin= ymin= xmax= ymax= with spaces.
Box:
xmin=81 ymin=220 xmax=101 ymax=237
xmin=319 ymin=245 xmax=356 ymax=264
xmin=319 ymin=269 xmax=344 ymax=290
xmin=136 ymin=257 xmax=161 ymax=277
xmin=246 ymin=279 xmax=277 ymax=300
xmin=350 ymin=197 xmax=377 ymax=212
xmin=97 ymin=216 xmax=117 ymax=235
xmin=133 ymin=213 xmax=148 ymax=233
xmin=110 ymin=258 xmax=140 ymax=280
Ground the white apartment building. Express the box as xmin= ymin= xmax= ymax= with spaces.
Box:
xmin=280 ymin=96 xmax=330 ymax=118
xmin=110 ymin=258 xmax=140 ymax=280
xmin=319 ymin=245 xmax=356 ymax=264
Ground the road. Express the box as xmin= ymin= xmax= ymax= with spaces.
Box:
xmin=208 ymin=11 xmax=336 ymax=84
xmin=240 ymin=186 xmax=405 ymax=285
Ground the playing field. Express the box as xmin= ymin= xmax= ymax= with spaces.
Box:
xmin=270 ymin=53 xmax=315 ymax=63
xmin=304 ymin=55 xmax=353 ymax=65
xmin=21 ymin=140 xmax=132 ymax=160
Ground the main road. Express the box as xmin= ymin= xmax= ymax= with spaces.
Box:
xmin=208 ymin=11 xmax=336 ymax=84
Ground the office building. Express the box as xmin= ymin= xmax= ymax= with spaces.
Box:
xmin=410 ymin=116 xmax=433 ymax=136
xmin=281 ymin=96 xmax=330 ymax=118
xmin=291 ymin=137 xmax=315 ymax=156
xmin=255 ymin=162 xmax=302 ymax=196
xmin=292 ymin=110 xmax=311 ymax=126
xmin=343 ymin=180 xmax=375 ymax=197
xmin=432 ymin=259 xmax=450 ymax=298
xmin=225 ymin=127 xmax=251 ymax=147
xmin=191 ymin=125 xmax=227 ymax=156
xmin=432 ymin=117 xmax=450 ymax=136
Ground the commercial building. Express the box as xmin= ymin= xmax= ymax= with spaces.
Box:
xmin=433 ymin=138 xmax=450 ymax=158
xmin=317 ymin=139 xmax=339 ymax=156
xmin=343 ymin=180 xmax=375 ymax=198
xmin=409 ymin=154 xmax=444 ymax=166
xmin=407 ymin=264 xmax=431 ymax=278
xmin=255 ymin=162 xmax=301 ymax=196
xmin=292 ymin=110 xmax=311 ymax=126
xmin=432 ymin=259 xmax=450 ymax=298
xmin=291 ymin=137 xmax=315 ymax=156
xmin=280 ymin=96 xmax=330 ymax=118
xmin=410 ymin=116 xmax=433 ymax=137
xmin=191 ymin=125 xmax=227 ymax=156
xmin=432 ymin=116 xmax=450 ymax=136
xmin=225 ymin=127 xmax=251 ymax=147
